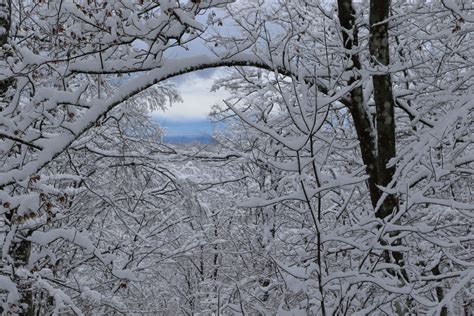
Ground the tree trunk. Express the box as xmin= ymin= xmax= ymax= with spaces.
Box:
xmin=337 ymin=0 xmax=398 ymax=217
xmin=369 ymin=0 xmax=398 ymax=219
xmin=337 ymin=0 xmax=380 ymax=208
xmin=367 ymin=2 xmax=413 ymax=305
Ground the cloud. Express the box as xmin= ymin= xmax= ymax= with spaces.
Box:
xmin=155 ymin=69 xmax=229 ymax=119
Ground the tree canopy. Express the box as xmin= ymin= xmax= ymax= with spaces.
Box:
xmin=0 ymin=0 xmax=472 ymax=314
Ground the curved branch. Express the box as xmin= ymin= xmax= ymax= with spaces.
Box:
xmin=2 ymin=53 xmax=336 ymax=188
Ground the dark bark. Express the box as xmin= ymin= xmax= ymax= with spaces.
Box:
xmin=338 ymin=0 xmax=408 ymax=283
xmin=369 ymin=0 xmax=398 ymax=219
xmin=337 ymin=0 xmax=380 ymax=208
xmin=368 ymin=0 xmax=411 ymax=293
xmin=337 ymin=0 xmax=398 ymax=218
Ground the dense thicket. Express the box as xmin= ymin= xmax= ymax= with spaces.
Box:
xmin=0 ymin=0 xmax=472 ymax=314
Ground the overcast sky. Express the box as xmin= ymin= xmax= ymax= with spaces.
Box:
xmin=152 ymin=68 xmax=229 ymax=139
xmin=149 ymin=4 xmax=242 ymax=137
xmin=155 ymin=69 xmax=228 ymax=120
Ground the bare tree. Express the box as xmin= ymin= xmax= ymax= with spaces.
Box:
xmin=0 ymin=0 xmax=472 ymax=314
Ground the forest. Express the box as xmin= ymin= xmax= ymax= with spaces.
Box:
xmin=0 ymin=0 xmax=473 ymax=315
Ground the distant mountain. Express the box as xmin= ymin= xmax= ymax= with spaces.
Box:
xmin=163 ymin=135 xmax=215 ymax=144
xmin=152 ymin=115 xmax=224 ymax=144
